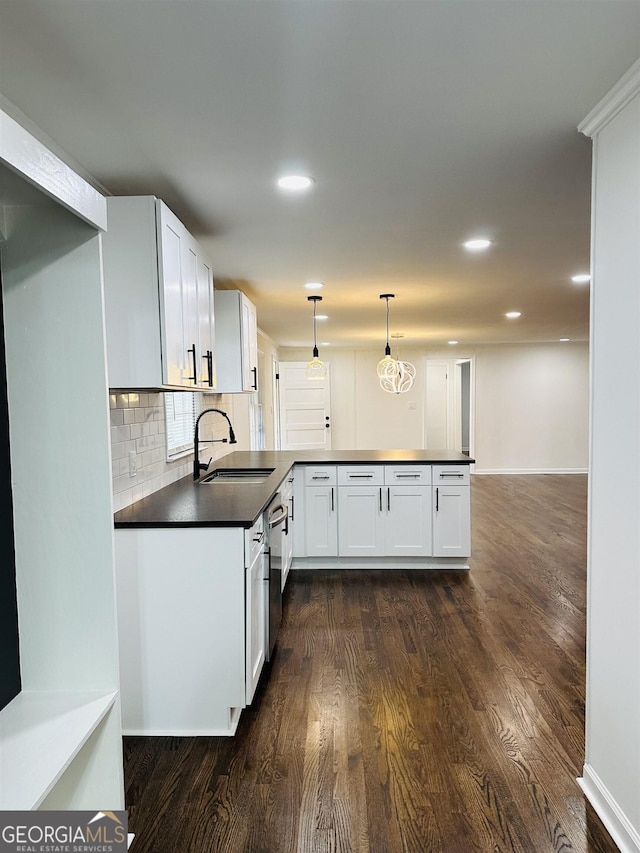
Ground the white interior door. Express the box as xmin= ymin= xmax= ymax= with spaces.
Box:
xmin=278 ymin=362 xmax=331 ymax=450
xmin=425 ymin=361 xmax=449 ymax=449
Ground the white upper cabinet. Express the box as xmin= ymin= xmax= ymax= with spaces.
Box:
xmin=102 ymin=196 xmax=215 ymax=390
xmin=213 ymin=290 xmax=258 ymax=393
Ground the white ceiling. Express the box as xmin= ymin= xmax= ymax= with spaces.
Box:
xmin=1 ymin=1 xmax=639 ymax=349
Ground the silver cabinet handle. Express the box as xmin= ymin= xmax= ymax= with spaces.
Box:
xmin=268 ymin=504 xmax=287 ymax=527
xmin=348 ymin=473 xmax=374 ymax=478
xmin=439 ymin=472 xmax=465 ymax=478
xmin=312 ymin=475 xmax=330 ymax=480
xmin=395 ymin=473 xmax=421 ymax=479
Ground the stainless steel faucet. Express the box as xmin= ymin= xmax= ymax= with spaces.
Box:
xmin=193 ymin=408 xmax=237 ymax=480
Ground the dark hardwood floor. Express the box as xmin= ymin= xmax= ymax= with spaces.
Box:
xmin=124 ymin=474 xmax=619 ymax=853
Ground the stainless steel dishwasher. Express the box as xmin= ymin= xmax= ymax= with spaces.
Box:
xmin=265 ymin=495 xmax=288 ymax=661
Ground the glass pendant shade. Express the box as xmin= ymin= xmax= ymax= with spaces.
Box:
xmin=306 ymin=295 xmax=327 ymax=379
xmin=377 ymin=294 xmax=415 ymax=393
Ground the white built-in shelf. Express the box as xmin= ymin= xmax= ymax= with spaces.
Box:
xmin=0 ymin=689 xmax=118 ymax=809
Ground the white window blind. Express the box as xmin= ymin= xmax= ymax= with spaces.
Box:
xmin=164 ymin=392 xmax=197 ymax=458
xmin=249 ymin=401 xmax=264 ymax=450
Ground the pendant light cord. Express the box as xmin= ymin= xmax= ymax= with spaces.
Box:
xmin=380 ymin=293 xmax=394 ymax=357
xmin=309 ymin=295 xmax=321 ymax=358
xmin=313 ymin=298 xmax=318 ymax=356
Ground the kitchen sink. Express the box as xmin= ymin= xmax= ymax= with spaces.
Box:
xmin=199 ymin=468 xmax=274 ymax=484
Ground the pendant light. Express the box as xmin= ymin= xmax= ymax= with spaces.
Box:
xmin=305 ymin=295 xmax=327 ymax=379
xmin=377 ymin=294 xmax=400 ymax=383
xmin=377 ymin=294 xmax=415 ymax=394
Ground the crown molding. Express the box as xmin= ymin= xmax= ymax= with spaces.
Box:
xmin=579 ymin=58 xmax=640 ymax=138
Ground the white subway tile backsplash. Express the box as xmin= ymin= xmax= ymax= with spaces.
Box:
xmin=109 ymin=391 xmax=238 ymax=511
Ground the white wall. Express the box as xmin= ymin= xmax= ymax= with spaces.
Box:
xmin=474 ymin=343 xmax=589 ymax=473
xmin=280 ymin=342 xmax=589 ymax=473
xmin=579 ymin=63 xmax=640 ymax=852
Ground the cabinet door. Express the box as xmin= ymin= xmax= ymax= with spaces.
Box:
xmin=181 ymin=236 xmax=200 ymax=386
xmin=157 ymin=202 xmax=189 ymax=387
xmin=157 ymin=202 xmax=215 ymax=390
xmin=281 ymin=475 xmax=294 ymax=589
xmin=245 ymin=546 xmax=266 ymax=704
xmin=197 ymin=250 xmax=215 ymax=388
xmin=304 ymin=486 xmax=338 ymax=557
xmin=241 ymin=294 xmax=258 ymax=391
xmin=385 ymin=486 xmax=433 ymax=557
xmin=338 ymin=486 xmax=385 ymax=557
xmin=433 ymin=485 xmax=471 ymax=557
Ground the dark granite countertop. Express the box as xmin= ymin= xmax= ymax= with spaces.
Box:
xmin=114 ymin=449 xmax=474 ymax=529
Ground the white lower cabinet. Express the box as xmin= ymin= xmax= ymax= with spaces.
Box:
xmin=338 ymin=485 xmax=386 ymax=556
xmin=305 ymin=486 xmax=338 ymax=556
xmin=115 ymin=518 xmax=266 ymax=737
xmin=385 ymin=485 xmax=433 ymax=557
xmin=432 ymin=464 xmax=471 ymax=557
xmin=245 ymin=521 xmax=266 ymax=704
xmin=432 ymin=484 xmax=471 ymax=557
xmin=338 ymin=466 xmax=433 ymax=558
xmin=303 ymin=466 xmax=338 ymax=557
xmin=280 ymin=472 xmax=295 ymax=589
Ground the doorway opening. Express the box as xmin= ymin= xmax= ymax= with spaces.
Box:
xmin=424 ymin=356 xmax=475 ymax=460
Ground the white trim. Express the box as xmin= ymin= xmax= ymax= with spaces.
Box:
xmin=0 ymin=108 xmax=107 ymax=230
xmin=578 ymin=765 xmax=640 ymax=853
xmin=0 ymin=690 xmax=118 ymax=809
xmin=473 ymin=468 xmax=588 ymax=475
xmin=579 ymin=58 xmax=640 ymax=138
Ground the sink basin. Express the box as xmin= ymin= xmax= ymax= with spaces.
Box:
xmin=199 ymin=468 xmax=274 ymax=485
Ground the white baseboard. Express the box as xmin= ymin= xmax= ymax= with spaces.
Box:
xmin=473 ymin=467 xmax=589 ymax=475
xmin=578 ymin=764 xmax=640 ymax=853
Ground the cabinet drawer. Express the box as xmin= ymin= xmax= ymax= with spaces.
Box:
xmin=432 ymin=464 xmax=470 ymax=486
xmin=304 ymin=465 xmax=337 ymax=486
xmin=384 ymin=465 xmax=432 ymax=485
xmin=338 ymin=466 xmax=384 ymax=486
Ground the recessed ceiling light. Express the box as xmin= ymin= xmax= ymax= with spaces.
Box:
xmin=320 ymin=342 xmax=330 ymax=347
xmin=448 ymin=340 xmax=459 ymax=345
xmin=505 ymin=311 xmax=521 ymax=319
xmin=304 ymin=282 xmax=324 ymax=289
xmin=464 ymin=238 xmax=492 ymax=251
xmin=571 ymin=273 xmax=591 ymax=284
xmin=277 ymin=175 xmax=315 ymax=191
xmin=559 ymin=338 xmax=570 ymax=342
xmin=315 ymin=314 xmax=328 ymax=321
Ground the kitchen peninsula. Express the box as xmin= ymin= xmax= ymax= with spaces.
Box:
xmin=113 ymin=449 xmax=473 ymax=737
